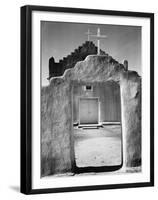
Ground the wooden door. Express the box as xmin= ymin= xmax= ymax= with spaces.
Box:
xmin=79 ymin=98 xmax=99 ymax=124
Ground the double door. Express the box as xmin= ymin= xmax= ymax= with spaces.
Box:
xmin=79 ymin=98 xmax=99 ymax=124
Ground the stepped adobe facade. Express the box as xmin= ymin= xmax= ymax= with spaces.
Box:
xmin=48 ymin=41 xmax=119 ymax=79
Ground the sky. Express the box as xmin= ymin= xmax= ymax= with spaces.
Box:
xmin=41 ymin=21 xmax=141 ymax=86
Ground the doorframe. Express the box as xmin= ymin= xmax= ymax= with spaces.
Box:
xmin=72 ymin=82 xmax=123 ymax=173
xmin=78 ymin=97 xmax=100 ymax=125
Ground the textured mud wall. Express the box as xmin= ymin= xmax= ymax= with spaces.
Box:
xmin=120 ymin=72 xmax=141 ymax=167
xmin=41 ymin=79 xmax=75 ymax=176
xmin=41 ymin=55 xmax=141 ymax=176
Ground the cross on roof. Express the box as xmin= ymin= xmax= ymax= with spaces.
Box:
xmin=91 ymin=28 xmax=107 ymax=55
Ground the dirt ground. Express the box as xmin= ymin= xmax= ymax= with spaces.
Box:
xmin=74 ymin=125 xmax=122 ymax=167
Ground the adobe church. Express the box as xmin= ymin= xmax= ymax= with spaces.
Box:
xmin=48 ymin=41 xmax=122 ymax=126
xmin=41 ymin=35 xmax=141 ymax=177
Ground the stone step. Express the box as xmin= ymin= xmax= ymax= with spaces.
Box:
xmin=102 ymin=122 xmax=121 ymax=125
xmin=78 ymin=124 xmax=103 ymax=128
xmin=82 ymin=126 xmax=99 ymax=129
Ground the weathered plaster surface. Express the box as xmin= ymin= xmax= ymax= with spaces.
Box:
xmin=41 ymin=80 xmax=75 ymax=176
xmin=120 ymin=72 xmax=141 ymax=167
xmin=41 ymin=55 xmax=141 ymax=176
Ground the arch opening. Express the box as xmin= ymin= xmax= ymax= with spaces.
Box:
xmin=72 ymin=81 xmax=123 ymax=173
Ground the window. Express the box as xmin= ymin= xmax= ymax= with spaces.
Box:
xmin=83 ymin=85 xmax=93 ymax=91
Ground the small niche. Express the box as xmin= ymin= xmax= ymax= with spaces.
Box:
xmin=83 ymin=85 xmax=93 ymax=91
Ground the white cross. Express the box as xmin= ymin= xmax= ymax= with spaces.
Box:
xmin=91 ymin=28 xmax=107 ymax=55
xmin=85 ymin=29 xmax=93 ymax=41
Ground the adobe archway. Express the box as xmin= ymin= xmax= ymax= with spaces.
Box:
xmin=41 ymin=55 xmax=141 ymax=176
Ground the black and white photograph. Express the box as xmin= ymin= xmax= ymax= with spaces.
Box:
xmin=41 ymin=22 xmax=142 ymax=177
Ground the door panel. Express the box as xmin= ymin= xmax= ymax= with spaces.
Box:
xmin=79 ymin=98 xmax=99 ymax=124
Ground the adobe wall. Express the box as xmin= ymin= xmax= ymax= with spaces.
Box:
xmin=48 ymin=41 xmax=109 ymax=79
xmin=120 ymin=72 xmax=141 ymax=167
xmin=41 ymin=55 xmax=141 ymax=176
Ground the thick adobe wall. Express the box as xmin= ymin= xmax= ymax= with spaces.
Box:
xmin=120 ymin=71 xmax=141 ymax=167
xmin=41 ymin=55 xmax=141 ymax=176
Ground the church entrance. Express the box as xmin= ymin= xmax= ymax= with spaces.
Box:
xmin=79 ymin=97 xmax=99 ymax=125
xmin=73 ymin=82 xmax=122 ymax=172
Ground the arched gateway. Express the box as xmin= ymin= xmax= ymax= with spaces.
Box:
xmin=41 ymin=55 xmax=141 ymax=177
